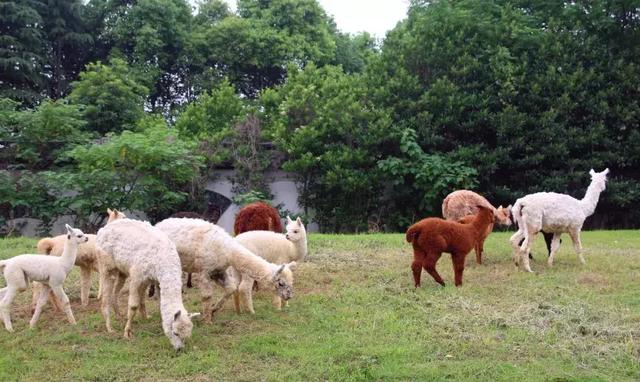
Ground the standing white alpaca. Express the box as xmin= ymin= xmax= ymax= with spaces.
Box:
xmin=233 ymin=216 xmax=307 ymax=314
xmin=155 ymin=218 xmax=296 ymax=323
xmin=96 ymin=218 xmax=198 ymax=350
xmin=0 ymin=224 xmax=87 ymax=331
xmin=510 ymin=168 xmax=610 ymax=272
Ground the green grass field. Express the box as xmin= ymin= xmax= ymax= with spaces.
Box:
xmin=0 ymin=231 xmax=639 ymax=381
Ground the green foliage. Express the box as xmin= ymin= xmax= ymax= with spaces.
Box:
xmin=62 ymin=119 xmax=204 ymax=229
xmin=231 ymin=190 xmax=271 ymax=206
xmin=69 ymin=58 xmax=148 ymax=135
xmin=266 ymin=64 xmax=393 ymax=232
xmin=0 ymin=98 xmax=89 ymax=170
xmin=0 ymin=0 xmax=45 ymax=105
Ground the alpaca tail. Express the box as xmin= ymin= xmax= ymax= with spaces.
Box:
xmin=36 ymin=238 xmax=55 ymax=255
xmin=510 ymin=200 xmax=524 ymax=228
xmin=406 ymin=224 xmax=421 ymax=243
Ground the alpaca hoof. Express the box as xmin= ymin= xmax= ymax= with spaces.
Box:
xmin=5 ymin=327 xmax=14 ymax=333
xmin=124 ymin=329 xmax=133 ymax=339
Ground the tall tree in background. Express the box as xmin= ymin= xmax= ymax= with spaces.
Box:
xmin=41 ymin=0 xmax=94 ymax=99
xmin=0 ymin=0 xmax=45 ymax=105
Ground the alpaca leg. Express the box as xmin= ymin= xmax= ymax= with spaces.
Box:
xmin=509 ymin=230 xmax=525 ymax=266
xmin=477 ymin=223 xmax=492 ymax=264
xmin=0 ymin=286 xmax=19 ymax=332
xmin=272 ymin=294 xmax=283 ymax=311
xmin=124 ymin=277 xmax=143 ymax=339
xmin=543 ymin=232 xmax=555 ymax=257
xmin=423 ymin=254 xmax=445 ymax=287
xmin=50 ymin=285 xmax=76 ymax=325
xmin=411 ymin=260 xmax=422 ymax=288
xmin=187 ymin=273 xmax=193 ymax=288
xmin=112 ymin=274 xmax=127 ymax=319
xmin=211 ymin=275 xmax=237 ymax=315
xmin=452 ymin=254 xmax=466 ymax=287
xmin=137 ymin=281 xmax=149 ymax=319
xmin=96 ymin=273 xmax=103 ymax=300
xmin=100 ymin=271 xmax=116 ymax=333
xmin=547 ymin=233 xmax=562 ymax=266
xmin=80 ymin=266 xmax=92 ymax=306
xmin=233 ymin=292 xmax=241 ymax=314
xmin=239 ymin=277 xmax=255 ymax=314
xmin=30 ymin=282 xmax=42 ymax=314
xmin=569 ymin=229 xmax=585 ymax=264
xmin=519 ymin=232 xmax=535 ymax=273
xmin=199 ymin=274 xmax=215 ymax=323
xmin=29 ymin=284 xmax=51 ymax=328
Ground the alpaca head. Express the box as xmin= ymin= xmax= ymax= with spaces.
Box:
xmin=65 ymin=224 xmax=88 ymax=244
xmin=494 ymin=205 xmax=512 ymax=226
xmin=285 ymin=216 xmax=306 ymax=242
xmin=106 ymin=208 xmax=126 ymax=223
xmin=589 ymin=168 xmax=610 ymax=193
xmin=271 ymin=262 xmax=296 ymax=301
xmin=169 ymin=310 xmax=200 ymax=351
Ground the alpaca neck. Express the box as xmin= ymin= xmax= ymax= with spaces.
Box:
xmin=579 ymin=181 xmax=604 ymax=217
xmin=470 ymin=210 xmax=492 ymax=237
xmin=295 ymin=236 xmax=308 ymax=261
xmin=60 ymin=238 xmax=78 ymax=273
xmin=229 ymin=244 xmax=273 ymax=282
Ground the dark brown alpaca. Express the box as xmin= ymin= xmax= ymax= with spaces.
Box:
xmin=233 ymin=201 xmax=283 ymax=235
xmin=406 ymin=205 xmax=494 ymax=288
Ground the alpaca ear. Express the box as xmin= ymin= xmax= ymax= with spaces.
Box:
xmin=107 ymin=208 xmax=113 ymax=215
xmin=286 ymin=216 xmax=293 ymax=224
xmin=296 ymin=217 xmax=302 ymax=226
xmin=275 ymin=264 xmax=285 ymax=275
xmin=65 ymin=224 xmax=73 ymax=234
xmin=604 ymin=168 xmax=610 ymax=175
xmin=287 ymin=261 xmax=297 ymax=271
xmin=188 ymin=312 xmax=201 ymax=320
xmin=590 ymin=169 xmax=596 ymax=176
xmin=174 ymin=310 xmax=182 ymax=320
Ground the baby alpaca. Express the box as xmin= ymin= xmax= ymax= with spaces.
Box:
xmin=0 ymin=225 xmax=87 ymax=331
xmin=442 ymin=190 xmax=511 ymax=264
xmin=96 ymin=218 xmax=198 ymax=350
xmin=406 ymin=206 xmax=495 ymax=287
xmin=234 ymin=201 xmax=283 ymax=235
xmin=155 ymin=218 xmax=296 ymax=322
xmin=233 ymin=216 xmax=307 ymax=313
xmin=510 ymin=168 xmax=609 ymax=272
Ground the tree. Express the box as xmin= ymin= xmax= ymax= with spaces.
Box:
xmin=0 ymin=0 xmax=45 ymax=105
xmin=264 ymin=64 xmax=393 ymax=232
xmin=69 ymin=57 xmax=148 ymax=135
xmin=58 ymin=117 xmax=204 ymax=230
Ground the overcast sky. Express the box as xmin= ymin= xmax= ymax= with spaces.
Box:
xmin=222 ymin=0 xmax=410 ymax=39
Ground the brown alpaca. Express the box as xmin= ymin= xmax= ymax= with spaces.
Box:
xmin=442 ymin=190 xmax=511 ymax=264
xmin=234 ymin=202 xmax=283 ymax=235
xmin=406 ymin=206 xmax=495 ymax=288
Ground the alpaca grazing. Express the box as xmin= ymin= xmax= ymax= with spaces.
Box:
xmin=442 ymin=190 xmax=511 ymax=264
xmin=234 ymin=201 xmax=283 ymax=235
xmin=510 ymin=168 xmax=610 ymax=273
xmin=0 ymin=225 xmax=87 ymax=331
xmin=96 ymin=218 xmax=198 ymax=350
xmin=406 ymin=206 xmax=495 ymax=287
xmin=155 ymin=218 xmax=296 ymax=323
xmin=233 ymin=216 xmax=307 ymax=314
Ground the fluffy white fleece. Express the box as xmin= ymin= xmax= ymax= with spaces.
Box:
xmin=155 ymin=218 xmax=295 ymax=322
xmin=34 ymin=234 xmax=101 ymax=307
xmin=96 ymin=218 xmax=196 ymax=350
xmin=232 ymin=216 xmax=306 ymax=314
xmin=0 ymin=225 xmax=86 ymax=331
xmin=510 ymin=168 xmax=609 ymax=272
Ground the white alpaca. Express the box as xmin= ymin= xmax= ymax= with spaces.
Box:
xmin=0 ymin=225 xmax=87 ymax=331
xmin=233 ymin=216 xmax=307 ymax=314
xmin=96 ymin=218 xmax=198 ymax=350
xmin=155 ymin=218 xmax=296 ymax=323
xmin=510 ymin=168 xmax=609 ymax=272
xmin=31 ymin=208 xmax=127 ymax=311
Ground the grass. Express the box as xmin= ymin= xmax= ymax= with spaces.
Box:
xmin=0 ymin=231 xmax=639 ymax=381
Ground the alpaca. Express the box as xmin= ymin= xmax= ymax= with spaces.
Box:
xmin=406 ymin=206 xmax=495 ymax=287
xmin=0 ymin=225 xmax=87 ymax=331
xmin=233 ymin=216 xmax=307 ymax=314
xmin=155 ymin=218 xmax=296 ymax=323
xmin=234 ymin=201 xmax=283 ymax=235
xmin=509 ymin=168 xmax=609 ymax=272
xmin=442 ymin=190 xmax=511 ymax=264
xmin=31 ymin=208 xmax=128 ymax=312
xmin=96 ymin=218 xmax=198 ymax=350
xmin=169 ymin=203 xmax=220 ymax=290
